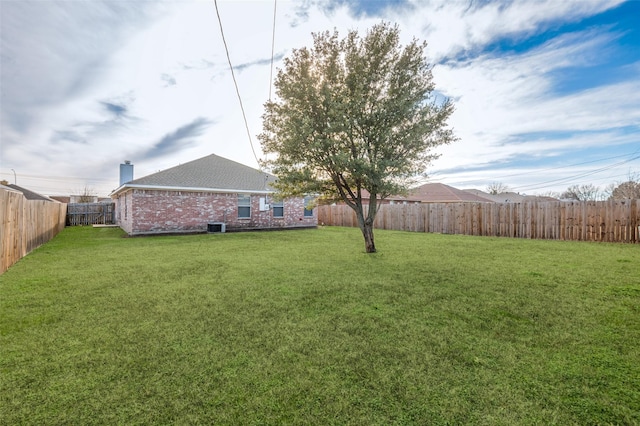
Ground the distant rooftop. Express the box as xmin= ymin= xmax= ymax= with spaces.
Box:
xmin=408 ymin=183 xmax=494 ymax=203
xmin=463 ymin=189 xmax=559 ymax=203
xmin=5 ymin=184 xmax=57 ymax=202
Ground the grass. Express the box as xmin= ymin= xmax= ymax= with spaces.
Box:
xmin=1 ymin=226 xmax=639 ymax=425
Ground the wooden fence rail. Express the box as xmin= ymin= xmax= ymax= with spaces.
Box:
xmin=66 ymin=203 xmax=115 ymax=226
xmin=1 ymin=189 xmax=67 ymax=274
xmin=318 ymin=200 xmax=640 ymax=243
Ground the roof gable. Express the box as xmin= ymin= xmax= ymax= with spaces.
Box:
xmin=409 ymin=183 xmax=493 ymax=202
xmin=121 ymin=154 xmax=275 ymax=193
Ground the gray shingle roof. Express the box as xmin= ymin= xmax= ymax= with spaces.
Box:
xmin=124 ymin=154 xmax=276 ymax=192
xmin=6 ymin=184 xmax=56 ymax=202
xmin=463 ymin=189 xmax=559 ymax=203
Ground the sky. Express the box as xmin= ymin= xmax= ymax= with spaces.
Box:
xmin=1 ymin=0 xmax=639 ymax=197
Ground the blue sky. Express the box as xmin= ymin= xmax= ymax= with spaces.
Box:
xmin=1 ymin=0 xmax=638 ymax=197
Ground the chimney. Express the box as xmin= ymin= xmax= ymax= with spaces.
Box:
xmin=119 ymin=160 xmax=133 ymax=186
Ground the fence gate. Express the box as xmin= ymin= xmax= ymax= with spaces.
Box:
xmin=66 ymin=203 xmax=115 ymax=226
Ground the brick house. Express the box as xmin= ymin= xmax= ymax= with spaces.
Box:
xmin=110 ymin=154 xmax=317 ymax=235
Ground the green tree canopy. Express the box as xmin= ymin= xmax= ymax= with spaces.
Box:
xmin=259 ymin=23 xmax=456 ymax=252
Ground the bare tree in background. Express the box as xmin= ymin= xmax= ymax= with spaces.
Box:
xmin=609 ymin=179 xmax=640 ymax=199
xmin=74 ymin=186 xmax=97 ymax=203
xmin=486 ymin=182 xmax=510 ymax=195
xmin=560 ymin=184 xmax=602 ymax=201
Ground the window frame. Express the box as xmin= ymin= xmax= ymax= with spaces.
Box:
xmin=272 ymin=199 xmax=284 ymax=218
xmin=303 ymin=196 xmax=314 ymax=217
xmin=238 ymin=194 xmax=251 ymax=219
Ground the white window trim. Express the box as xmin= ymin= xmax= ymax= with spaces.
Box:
xmin=238 ymin=194 xmax=251 ymax=219
xmin=272 ymin=200 xmax=284 ymax=218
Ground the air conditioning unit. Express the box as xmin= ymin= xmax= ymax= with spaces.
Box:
xmin=207 ymin=222 xmax=226 ymax=233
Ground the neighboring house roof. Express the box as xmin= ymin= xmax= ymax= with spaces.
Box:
xmin=463 ymin=189 xmax=518 ymax=202
xmin=343 ymin=183 xmax=493 ymax=203
xmin=408 ymin=183 xmax=494 ymax=203
xmin=522 ymin=195 xmax=560 ymax=202
xmin=1 ymin=184 xmax=21 ymax=194
xmin=463 ymin=189 xmax=559 ymax=203
xmin=49 ymin=196 xmax=71 ymax=203
xmin=111 ymin=154 xmax=276 ymax=197
xmin=357 ymin=189 xmax=421 ymax=203
xmin=6 ymin=184 xmax=57 ymax=202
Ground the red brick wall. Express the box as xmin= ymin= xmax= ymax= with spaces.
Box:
xmin=114 ymin=189 xmax=316 ymax=235
xmin=114 ymin=191 xmax=134 ymax=234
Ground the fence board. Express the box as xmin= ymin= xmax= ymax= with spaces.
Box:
xmin=1 ymin=189 xmax=67 ymax=274
xmin=66 ymin=203 xmax=115 ymax=226
xmin=317 ymin=200 xmax=640 ymax=243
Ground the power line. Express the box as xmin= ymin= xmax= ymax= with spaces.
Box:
xmin=0 ymin=171 xmax=113 ymax=184
xmin=510 ymin=153 xmax=640 ymax=192
xmin=431 ymin=148 xmax=640 ymax=183
xmin=489 ymin=150 xmax=640 ymax=180
xmin=428 ymin=147 xmax=640 ymax=190
xmin=213 ymin=0 xmax=260 ymax=166
xmin=269 ymin=0 xmax=277 ymax=102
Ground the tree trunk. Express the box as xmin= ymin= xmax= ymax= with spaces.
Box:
xmin=352 ymin=197 xmax=377 ymax=253
xmin=354 ymin=209 xmax=376 ymax=252
xmin=360 ymin=220 xmax=376 ymax=253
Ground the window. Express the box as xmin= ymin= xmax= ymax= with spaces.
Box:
xmin=272 ymin=199 xmax=284 ymax=218
xmin=238 ymin=194 xmax=251 ymax=218
xmin=303 ymin=196 xmax=314 ymax=217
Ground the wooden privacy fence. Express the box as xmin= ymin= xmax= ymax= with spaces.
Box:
xmin=318 ymin=200 xmax=640 ymax=243
xmin=66 ymin=203 xmax=115 ymax=226
xmin=1 ymin=189 xmax=67 ymax=274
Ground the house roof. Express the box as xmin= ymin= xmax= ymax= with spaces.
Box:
xmin=463 ymin=189 xmax=514 ymax=202
xmin=5 ymin=184 xmax=57 ymax=202
xmin=49 ymin=196 xmax=71 ymax=203
xmin=408 ymin=183 xmax=494 ymax=203
xmin=111 ymin=154 xmax=276 ymax=196
xmin=464 ymin=189 xmax=559 ymax=203
xmin=352 ymin=183 xmax=494 ymax=203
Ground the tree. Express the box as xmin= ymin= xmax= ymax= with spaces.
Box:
xmin=536 ymin=190 xmax=561 ymax=199
xmin=259 ymin=23 xmax=456 ymax=253
xmin=610 ymin=180 xmax=640 ymax=199
xmin=560 ymin=184 xmax=601 ymax=201
xmin=74 ymin=185 xmax=97 ymax=203
xmin=486 ymin=182 xmax=509 ymax=195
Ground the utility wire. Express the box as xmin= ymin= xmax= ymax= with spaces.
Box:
xmin=429 ymin=147 xmax=640 ymax=190
xmin=0 ymin=172 xmax=113 ymax=184
xmin=430 ymin=148 xmax=640 ymax=183
xmin=487 ymin=149 xmax=640 ymax=180
xmin=511 ymin=153 xmax=640 ymax=191
xmin=269 ymin=0 xmax=277 ymax=102
xmin=213 ymin=0 xmax=260 ymax=166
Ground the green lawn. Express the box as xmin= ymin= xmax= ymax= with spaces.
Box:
xmin=1 ymin=226 xmax=638 ymax=425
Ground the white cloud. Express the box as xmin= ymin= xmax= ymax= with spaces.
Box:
xmin=1 ymin=0 xmax=636 ymax=196
xmin=431 ymin=28 xmax=639 ymax=176
xmin=403 ymin=0 xmax=625 ymax=61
